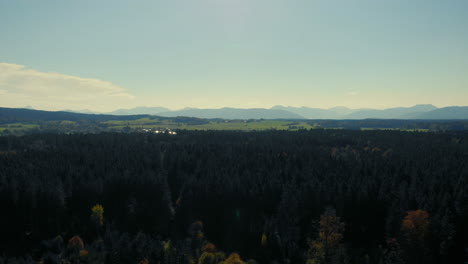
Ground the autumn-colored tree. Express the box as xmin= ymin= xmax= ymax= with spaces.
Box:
xmin=202 ymin=243 xmax=217 ymax=253
xmin=91 ymin=204 xmax=104 ymax=227
xmin=68 ymin=236 xmax=84 ymax=250
xmin=66 ymin=235 xmax=85 ymax=264
xmin=79 ymin=249 xmax=89 ymax=257
xmin=319 ymin=208 xmax=344 ymax=251
xmin=400 ymin=210 xmax=430 ymax=264
xmin=306 ymin=208 xmax=345 ymax=264
xmin=189 ymin=220 xmax=206 ymax=259
xmin=306 ymin=240 xmax=325 ymax=264
xmin=198 ymin=243 xmax=225 ymax=264
xmin=163 ymin=240 xmax=172 ymax=252
xmin=198 ymin=251 xmax=226 ymax=264
xmin=199 ymin=252 xmax=217 ymax=264
xmin=221 ymin=253 xmax=246 ymax=264
xmin=261 ymin=234 xmax=268 ymax=247
xmin=401 ymin=210 xmax=429 ymax=244
xmin=163 ymin=240 xmax=178 ymax=264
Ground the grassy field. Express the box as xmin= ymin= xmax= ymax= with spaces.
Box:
xmin=0 ymin=118 xmax=318 ymax=135
xmin=1 ymin=116 xmax=463 ymax=135
xmin=0 ymin=123 xmax=40 ymax=133
xmin=103 ymin=118 xmax=317 ymax=131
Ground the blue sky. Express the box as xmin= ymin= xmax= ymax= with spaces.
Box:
xmin=1 ymin=0 xmax=467 ymax=111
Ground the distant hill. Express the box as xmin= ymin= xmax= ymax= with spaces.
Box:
xmin=157 ymin=107 xmax=304 ymax=119
xmin=62 ymin=109 xmax=98 ymax=114
xmin=327 ymin=106 xmax=365 ymax=116
xmin=412 ymin=106 xmax=468 ymax=119
xmin=109 ymin=107 xmax=170 ymax=115
xmin=271 ymin=104 xmax=439 ymax=119
xmin=345 ymin=104 xmax=438 ymax=119
xmin=271 ymin=105 xmax=341 ymax=119
xmin=0 ymin=107 xmax=149 ymax=124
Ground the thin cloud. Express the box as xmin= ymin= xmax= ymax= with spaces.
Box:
xmin=0 ymin=63 xmax=135 ymax=111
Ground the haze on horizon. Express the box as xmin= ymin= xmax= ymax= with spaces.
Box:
xmin=1 ymin=0 xmax=468 ymax=112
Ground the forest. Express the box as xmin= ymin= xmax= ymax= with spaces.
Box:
xmin=0 ymin=130 xmax=467 ymax=264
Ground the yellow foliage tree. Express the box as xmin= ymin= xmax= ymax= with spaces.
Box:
xmin=261 ymin=234 xmax=268 ymax=247
xmin=198 ymin=252 xmax=216 ymax=264
xmin=163 ymin=240 xmax=178 ymax=264
xmin=198 ymin=243 xmax=225 ymax=264
xmin=306 ymin=208 xmax=344 ymax=264
xmin=163 ymin=240 xmax=172 ymax=252
xmin=91 ymin=204 xmax=104 ymax=226
xmin=221 ymin=253 xmax=246 ymax=264
xmin=319 ymin=209 xmax=344 ymax=250
xmin=79 ymin=249 xmax=89 ymax=257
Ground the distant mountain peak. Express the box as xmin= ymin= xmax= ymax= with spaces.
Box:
xmin=328 ymin=106 xmax=350 ymax=110
xmin=411 ymin=104 xmax=437 ymax=110
xmin=182 ymin=107 xmax=199 ymax=110
xmin=271 ymin=105 xmax=286 ymax=109
xmin=110 ymin=106 xmax=169 ymax=115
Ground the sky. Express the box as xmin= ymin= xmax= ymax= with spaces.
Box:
xmin=1 ymin=0 xmax=468 ymax=112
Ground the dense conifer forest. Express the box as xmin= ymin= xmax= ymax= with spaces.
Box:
xmin=0 ymin=130 xmax=467 ymax=263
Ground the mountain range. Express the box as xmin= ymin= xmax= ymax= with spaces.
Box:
xmin=97 ymin=104 xmax=468 ymax=120
xmin=155 ymin=107 xmax=303 ymax=119
xmin=7 ymin=105 xmax=467 ymax=120
xmin=109 ymin=107 xmax=170 ymax=115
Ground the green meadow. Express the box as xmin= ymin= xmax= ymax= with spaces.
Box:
xmin=0 ymin=123 xmax=40 ymax=132
xmin=103 ymin=118 xmax=317 ymax=131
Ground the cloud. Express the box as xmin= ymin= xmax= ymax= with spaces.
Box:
xmin=0 ymin=63 xmax=135 ymax=111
